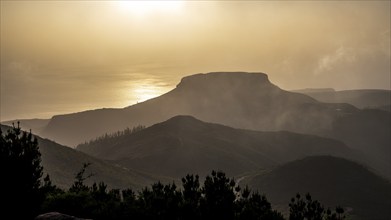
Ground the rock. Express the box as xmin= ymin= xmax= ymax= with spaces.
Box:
xmin=35 ymin=212 xmax=92 ymax=220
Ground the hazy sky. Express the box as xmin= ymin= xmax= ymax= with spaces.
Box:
xmin=1 ymin=1 xmax=390 ymax=121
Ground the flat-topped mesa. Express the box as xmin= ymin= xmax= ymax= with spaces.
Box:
xmin=176 ymin=72 xmax=273 ymax=91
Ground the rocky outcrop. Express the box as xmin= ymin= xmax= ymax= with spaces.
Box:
xmin=35 ymin=212 xmax=92 ymax=220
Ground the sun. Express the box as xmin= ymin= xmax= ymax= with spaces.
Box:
xmin=115 ymin=1 xmax=184 ymax=17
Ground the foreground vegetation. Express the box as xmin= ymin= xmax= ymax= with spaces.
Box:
xmin=1 ymin=124 xmax=345 ymax=220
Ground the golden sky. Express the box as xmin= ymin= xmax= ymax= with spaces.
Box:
xmin=1 ymin=1 xmax=390 ymax=120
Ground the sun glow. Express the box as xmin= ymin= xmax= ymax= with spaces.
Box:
xmin=115 ymin=1 xmax=184 ymax=17
xmin=133 ymin=85 xmax=165 ymax=103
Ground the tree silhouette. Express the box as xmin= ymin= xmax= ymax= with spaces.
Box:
xmin=289 ymin=193 xmax=345 ymax=220
xmin=40 ymin=173 xmax=63 ymax=197
xmin=137 ymin=181 xmax=182 ymax=219
xmin=289 ymin=193 xmax=324 ymax=220
xmin=200 ymin=170 xmax=239 ymax=220
xmin=0 ymin=123 xmax=43 ymax=219
xmin=181 ymin=174 xmax=201 ymax=220
xmin=69 ymin=162 xmax=94 ymax=193
xmin=236 ymin=186 xmax=284 ymax=220
xmin=37 ymin=167 xmax=350 ymax=220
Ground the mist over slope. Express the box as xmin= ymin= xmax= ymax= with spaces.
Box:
xmin=293 ymin=88 xmax=391 ymax=110
xmin=0 ymin=124 xmax=162 ymax=189
xmin=245 ymin=156 xmax=391 ymax=220
xmin=1 ymin=119 xmax=50 ymax=134
xmin=77 ymin=115 xmax=354 ymax=179
xmin=329 ymin=109 xmax=390 ymax=178
xmin=39 ymin=72 xmax=356 ymax=147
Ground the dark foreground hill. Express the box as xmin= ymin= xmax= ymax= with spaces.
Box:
xmin=329 ymin=109 xmax=390 ymax=179
xmin=0 ymin=124 xmax=162 ymax=189
xmin=77 ymin=116 xmax=355 ymax=179
xmin=245 ymin=156 xmax=391 ymax=220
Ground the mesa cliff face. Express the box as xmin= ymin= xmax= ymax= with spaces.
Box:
xmin=176 ymin=72 xmax=274 ymax=91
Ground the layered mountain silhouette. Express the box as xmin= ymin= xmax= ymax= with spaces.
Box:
xmin=4 ymin=72 xmax=390 ymax=179
xmin=31 ymin=72 xmax=357 ymax=147
xmin=245 ymin=156 xmax=391 ymax=220
xmin=0 ymin=124 xmax=163 ymax=189
xmin=77 ymin=115 xmax=355 ymax=179
xmin=2 ymin=71 xmax=390 ymax=220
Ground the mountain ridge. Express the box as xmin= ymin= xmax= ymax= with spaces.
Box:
xmin=77 ymin=115 xmax=356 ymax=179
xmin=294 ymin=88 xmax=391 ymax=110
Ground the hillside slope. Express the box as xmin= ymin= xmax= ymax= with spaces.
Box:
xmin=0 ymin=125 xmax=162 ymax=189
xmin=329 ymin=109 xmax=390 ymax=179
xmin=245 ymin=156 xmax=391 ymax=220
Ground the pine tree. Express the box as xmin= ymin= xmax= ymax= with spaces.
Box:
xmin=69 ymin=162 xmax=94 ymax=193
xmin=181 ymin=174 xmax=201 ymax=220
xmin=289 ymin=193 xmax=345 ymax=220
xmin=0 ymin=123 xmax=43 ymax=219
xmin=201 ymin=170 xmax=239 ymax=220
